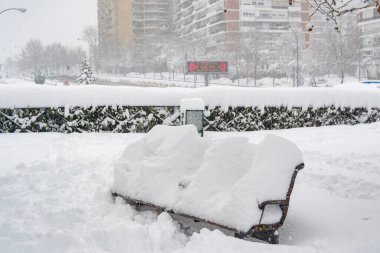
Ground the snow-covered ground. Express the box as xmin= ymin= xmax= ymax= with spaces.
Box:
xmin=0 ymin=77 xmax=62 ymax=86
xmin=0 ymin=78 xmax=34 ymax=86
xmin=1 ymin=123 xmax=380 ymax=253
xmin=2 ymin=74 xmax=378 ymax=90
xmin=96 ymin=73 xmax=365 ymax=88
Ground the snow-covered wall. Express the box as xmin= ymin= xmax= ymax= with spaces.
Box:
xmin=1 ymin=85 xmax=380 ymax=109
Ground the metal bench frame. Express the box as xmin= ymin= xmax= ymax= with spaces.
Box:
xmin=112 ymin=163 xmax=304 ymax=244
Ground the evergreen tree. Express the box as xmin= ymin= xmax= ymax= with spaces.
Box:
xmin=34 ymin=70 xmax=46 ymax=84
xmin=77 ymin=58 xmax=95 ymax=85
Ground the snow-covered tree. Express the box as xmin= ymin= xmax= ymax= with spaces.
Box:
xmin=284 ymin=1 xmax=379 ymax=32
xmin=303 ymin=47 xmax=327 ymax=86
xmin=18 ymin=39 xmax=44 ymax=72
xmin=81 ymin=26 xmax=100 ymax=71
xmin=77 ymin=58 xmax=96 ymax=85
xmin=163 ymin=39 xmax=184 ymax=78
xmin=240 ymin=28 xmax=266 ymax=86
xmin=301 ymin=0 xmax=379 ymax=26
xmin=66 ymin=47 xmax=87 ymax=71
xmin=14 ymin=39 xmax=86 ymax=76
xmin=264 ymin=30 xmax=302 ymax=86
xmin=33 ymin=70 xmax=46 ymax=84
xmin=313 ymin=15 xmax=359 ymax=83
xmin=44 ymin=43 xmax=67 ymax=75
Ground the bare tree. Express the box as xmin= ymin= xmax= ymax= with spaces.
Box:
xmin=44 ymin=43 xmax=66 ymax=75
xmin=240 ymin=28 xmax=265 ymax=86
xmin=65 ymin=47 xmax=87 ymax=73
xmin=360 ymin=50 xmax=377 ymax=79
xmin=81 ymin=26 xmax=99 ymax=69
xmin=18 ymin=39 xmax=44 ymax=72
xmin=300 ymin=0 xmax=379 ymax=27
xmin=15 ymin=39 xmax=86 ymax=77
xmin=316 ymin=15 xmax=359 ymax=83
xmin=303 ymin=46 xmax=328 ymax=86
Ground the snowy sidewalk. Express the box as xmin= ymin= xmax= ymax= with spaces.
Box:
xmin=0 ymin=123 xmax=380 ymax=253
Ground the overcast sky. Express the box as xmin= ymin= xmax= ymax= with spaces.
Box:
xmin=0 ymin=0 xmax=97 ymax=63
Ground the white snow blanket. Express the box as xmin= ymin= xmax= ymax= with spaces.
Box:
xmin=1 ymin=85 xmax=380 ymax=109
xmin=180 ymin=98 xmax=205 ymax=112
xmin=112 ymin=125 xmax=303 ymax=232
xmin=2 ymin=123 xmax=380 ymax=253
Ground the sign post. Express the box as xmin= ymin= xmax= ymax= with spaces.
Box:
xmin=187 ymin=61 xmax=228 ymax=87
xmin=180 ymin=98 xmax=205 ymax=137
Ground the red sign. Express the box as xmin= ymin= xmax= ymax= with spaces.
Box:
xmin=187 ymin=61 xmax=228 ymax=74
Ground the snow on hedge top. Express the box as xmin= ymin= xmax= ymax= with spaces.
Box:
xmin=1 ymin=85 xmax=380 ymax=109
xmin=112 ymin=125 xmax=303 ymax=232
xmin=180 ymin=98 xmax=205 ymax=112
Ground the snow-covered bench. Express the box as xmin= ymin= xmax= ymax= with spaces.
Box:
xmin=112 ymin=125 xmax=304 ymax=244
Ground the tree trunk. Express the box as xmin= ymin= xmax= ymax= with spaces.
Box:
xmin=235 ymin=51 xmax=240 ymax=85
xmin=341 ymin=71 xmax=344 ymax=84
xmin=246 ymin=63 xmax=249 ymax=86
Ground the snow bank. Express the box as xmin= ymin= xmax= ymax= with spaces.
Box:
xmin=1 ymin=85 xmax=380 ymax=109
xmin=2 ymin=123 xmax=380 ymax=252
xmin=180 ymin=98 xmax=205 ymax=112
xmin=112 ymin=125 xmax=303 ymax=232
xmin=183 ymin=229 xmax=316 ymax=253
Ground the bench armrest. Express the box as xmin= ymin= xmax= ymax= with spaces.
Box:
xmin=258 ymin=199 xmax=288 ymax=225
xmin=257 ymin=163 xmax=304 ymax=225
xmin=259 ymin=200 xmax=287 ymax=210
xmin=258 ymin=163 xmax=304 ymax=210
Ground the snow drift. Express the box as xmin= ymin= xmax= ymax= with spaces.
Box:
xmin=112 ymin=125 xmax=303 ymax=232
xmin=1 ymin=85 xmax=380 ymax=109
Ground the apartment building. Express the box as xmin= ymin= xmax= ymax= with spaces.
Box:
xmin=97 ymin=0 xmax=172 ymax=70
xmin=240 ymin=0 xmax=301 ymax=31
xmin=173 ymin=0 xmax=302 ymax=52
xmin=97 ymin=0 xmax=309 ymax=74
xmin=133 ymin=0 xmax=172 ymax=45
xmin=97 ymin=0 xmax=134 ymax=60
xmin=172 ymin=0 xmax=237 ymax=53
xmin=300 ymin=0 xmax=311 ymax=47
xmin=357 ymin=7 xmax=380 ymax=79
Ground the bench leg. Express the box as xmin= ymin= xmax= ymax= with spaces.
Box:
xmin=269 ymin=230 xmax=279 ymax=244
xmin=234 ymin=232 xmax=247 ymax=239
xmin=250 ymin=230 xmax=279 ymax=244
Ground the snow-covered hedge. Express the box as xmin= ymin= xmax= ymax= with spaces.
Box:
xmin=1 ymin=105 xmax=379 ymax=133
xmin=205 ymin=106 xmax=380 ymax=131
xmin=0 ymin=106 xmax=179 ymax=133
xmin=1 ymin=85 xmax=380 ymax=133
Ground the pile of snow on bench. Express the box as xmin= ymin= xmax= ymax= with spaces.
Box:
xmin=112 ymin=125 xmax=303 ymax=232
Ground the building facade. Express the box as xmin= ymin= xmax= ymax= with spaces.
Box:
xmin=97 ymin=0 xmax=172 ymax=71
xmin=172 ymin=0 xmax=302 ymax=50
xmin=98 ymin=0 xmax=133 ymax=62
xmin=132 ymin=0 xmax=172 ymax=45
xmin=300 ymin=0 xmax=311 ymax=47
xmin=240 ymin=0 xmax=301 ymax=32
xmin=357 ymin=7 xmax=380 ymax=79
xmin=97 ymin=0 xmax=308 ymax=75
